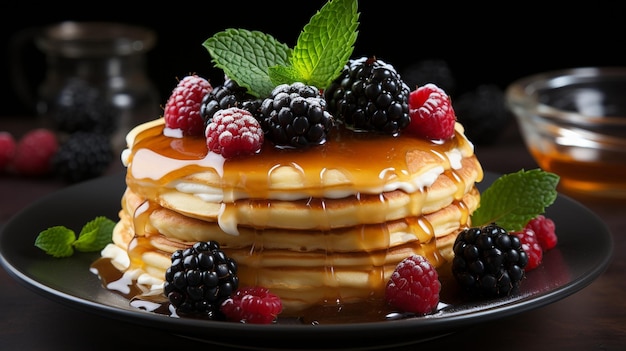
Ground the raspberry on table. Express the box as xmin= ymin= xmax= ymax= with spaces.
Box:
xmin=385 ymin=254 xmax=441 ymax=315
xmin=206 ymin=107 xmax=264 ymax=159
xmin=10 ymin=128 xmax=59 ymax=176
xmin=406 ymin=83 xmax=457 ymax=140
xmin=220 ymin=286 xmax=283 ymax=324
xmin=525 ymin=215 xmax=557 ymax=251
xmin=163 ymin=75 xmax=213 ymax=136
xmin=512 ymin=227 xmax=543 ymax=271
xmin=0 ymin=131 xmax=17 ymax=171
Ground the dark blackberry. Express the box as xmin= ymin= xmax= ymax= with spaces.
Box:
xmin=200 ymin=79 xmax=262 ymax=127
xmin=164 ymin=241 xmax=239 ymax=318
xmin=453 ymin=84 xmax=513 ymax=145
xmin=258 ymin=82 xmax=334 ymax=148
xmin=324 ymin=56 xmax=410 ymax=135
xmin=49 ymin=78 xmax=117 ymax=135
xmin=451 ymin=223 xmax=528 ymax=297
xmin=51 ymin=131 xmax=114 ymax=183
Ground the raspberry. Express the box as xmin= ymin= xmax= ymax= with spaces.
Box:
xmin=512 ymin=227 xmax=543 ymax=271
xmin=163 ymin=75 xmax=213 ymax=136
xmin=385 ymin=255 xmax=440 ymax=315
xmin=0 ymin=131 xmax=17 ymax=171
xmin=205 ymin=107 xmax=264 ymax=159
xmin=406 ymin=83 xmax=456 ymax=140
xmin=220 ymin=286 xmax=283 ymax=324
xmin=525 ymin=215 xmax=557 ymax=251
xmin=10 ymin=128 xmax=59 ymax=176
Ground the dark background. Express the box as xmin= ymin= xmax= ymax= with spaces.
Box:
xmin=1 ymin=1 xmax=625 ymax=119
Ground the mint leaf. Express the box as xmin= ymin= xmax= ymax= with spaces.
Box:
xmin=34 ymin=216 xmax=115 ymax=258
xmin=202 ymin=29 xmax=291 ymax=97
xmin=34 ymin=226 xmax=76 ymax=258
xmin=73 ymin=216 xmax=115 ymax=252
xmin=471 ymin=169 xmax=560 ymax=232
xmin=275 ymin=0 xmax=359 ymax=88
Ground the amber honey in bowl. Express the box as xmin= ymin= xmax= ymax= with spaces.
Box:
xmin=506 ymin=67 xmax=626 ymax=199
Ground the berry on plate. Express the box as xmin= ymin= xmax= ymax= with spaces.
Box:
xmin=385 ymin=254 xmax=440 ymax=315
xmin=406 ymin=83 xmax=456 ymax=140
xmin=164 ymin=241 xmax=239 ymax=318
xmin=164 ymin=75 xmax=213 ymax=136
xmin=10 ymin=128 xmax=59 ymax=176
xmin=220 ymin=286 xmax=283 ymax=324
xmin=452 ymin=224 xmax=528 ymax=297
xmin=525 ymin=215 xmax=557 ymax=251
xmin=205 ymin=107 xmax=264 ymax=158
xmin=512 ymin=227 xmax=543 ymax=271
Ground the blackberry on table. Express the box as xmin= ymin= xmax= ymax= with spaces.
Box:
xmin=200 ymin=79 xmax=262 ymax=127
xmin=324 ymin=56 xmax=410 ymax=135
xmin=400 ymin=59 xmax=456 ymax=96
xmin=452 ymin=223 xmax=528 ymax=297
xmin=51 ymin=131 xmax=114 ymax=183
xmin=49 ymin=78 xmax=117 ymax=136
xmin=258 ymin=82 xmax=334 ymax=148
xmin=164 ymin=241 xmax=239 ymax=318
xmin=453 ymin=84 xmax=512 ymax=145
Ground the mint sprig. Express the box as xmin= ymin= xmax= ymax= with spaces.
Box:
xmin=202 ymin=0 xmax=359 ymax=97
xmin=34 ymin=216 xmax=115 ymax=258
xmin=471 ymin=169 xmax=560 ymax=232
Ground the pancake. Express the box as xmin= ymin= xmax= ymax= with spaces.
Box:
xmin=101 ymin=115 xmax=483 ymax=315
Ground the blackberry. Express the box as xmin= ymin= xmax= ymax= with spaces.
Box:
xmin=51 ymin=131 xmax=114 ymax=183
xmin=49 ymin=78 xmax=117 ymax=135
xmin=164 ymin=241 xmax=239 ymax=318
xmin=200 ymin=79 xmax=262 ymax=127
xmin=400 ymin=59 xmax=456 ymax=96
xmin=324 ymin=56 xmax=410 ymax=135
xmin=451 ymin=223 xmax=528 ymax=297
xmin=258 ymin=82 xmax=334 ymax=148
xmin=453 ymin=84 xmax=512 ymax=145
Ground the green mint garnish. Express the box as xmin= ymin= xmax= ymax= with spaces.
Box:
xmin=202 ymin=0 xmax=359 ymax=97
xmin=34 ymin=216 xmax=115 ymax=258
xmin=471 ymin=169 xmax=560 ymax=232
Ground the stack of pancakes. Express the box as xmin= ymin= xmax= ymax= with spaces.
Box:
xmin=105 ymin=118 xmax=483 ymax=314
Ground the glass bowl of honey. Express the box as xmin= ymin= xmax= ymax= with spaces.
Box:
xmin=506 ymin=67 xmax=626 ymax=199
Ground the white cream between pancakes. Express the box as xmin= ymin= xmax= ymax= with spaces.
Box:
xmin=101 ymin=117 xmax=484 ymax=315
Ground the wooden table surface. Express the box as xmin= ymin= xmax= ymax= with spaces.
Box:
xmin=1 ymin=117 xmax=624 ymax=350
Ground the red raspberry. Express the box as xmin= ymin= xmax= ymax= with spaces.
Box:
xmin=220 ymin=286 xmax=283 ymax=324
xmin=406 ymin=83 xmax=456 ymax=140
xmin=513 ymin=227 xmax=543 ymax=271
xmin=525 ymin=215 xmax=557 ymax=251
xmin=163 ymin=75 xmax=213 ymax=136
xmin=10 ymin=128 xmax=59 ymax=176
xmin=0 ymin=131 xmax=17 ymax=171
xmin=205 ymin=107 xmax=264 ymax=159
xmin=385 ymin=254 xmax=440 ymax=315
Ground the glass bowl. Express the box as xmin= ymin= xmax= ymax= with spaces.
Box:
xmin=505 ymin=67 xmax=626 ymax=199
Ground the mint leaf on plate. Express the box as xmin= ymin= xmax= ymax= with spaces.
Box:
xmin=34 ymin=226 xmax=76 ymax=258
xmin=471 ymin=169 xmax=560 ymax=232
xmin=34 ymin=216 xmax=115 ymax=258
